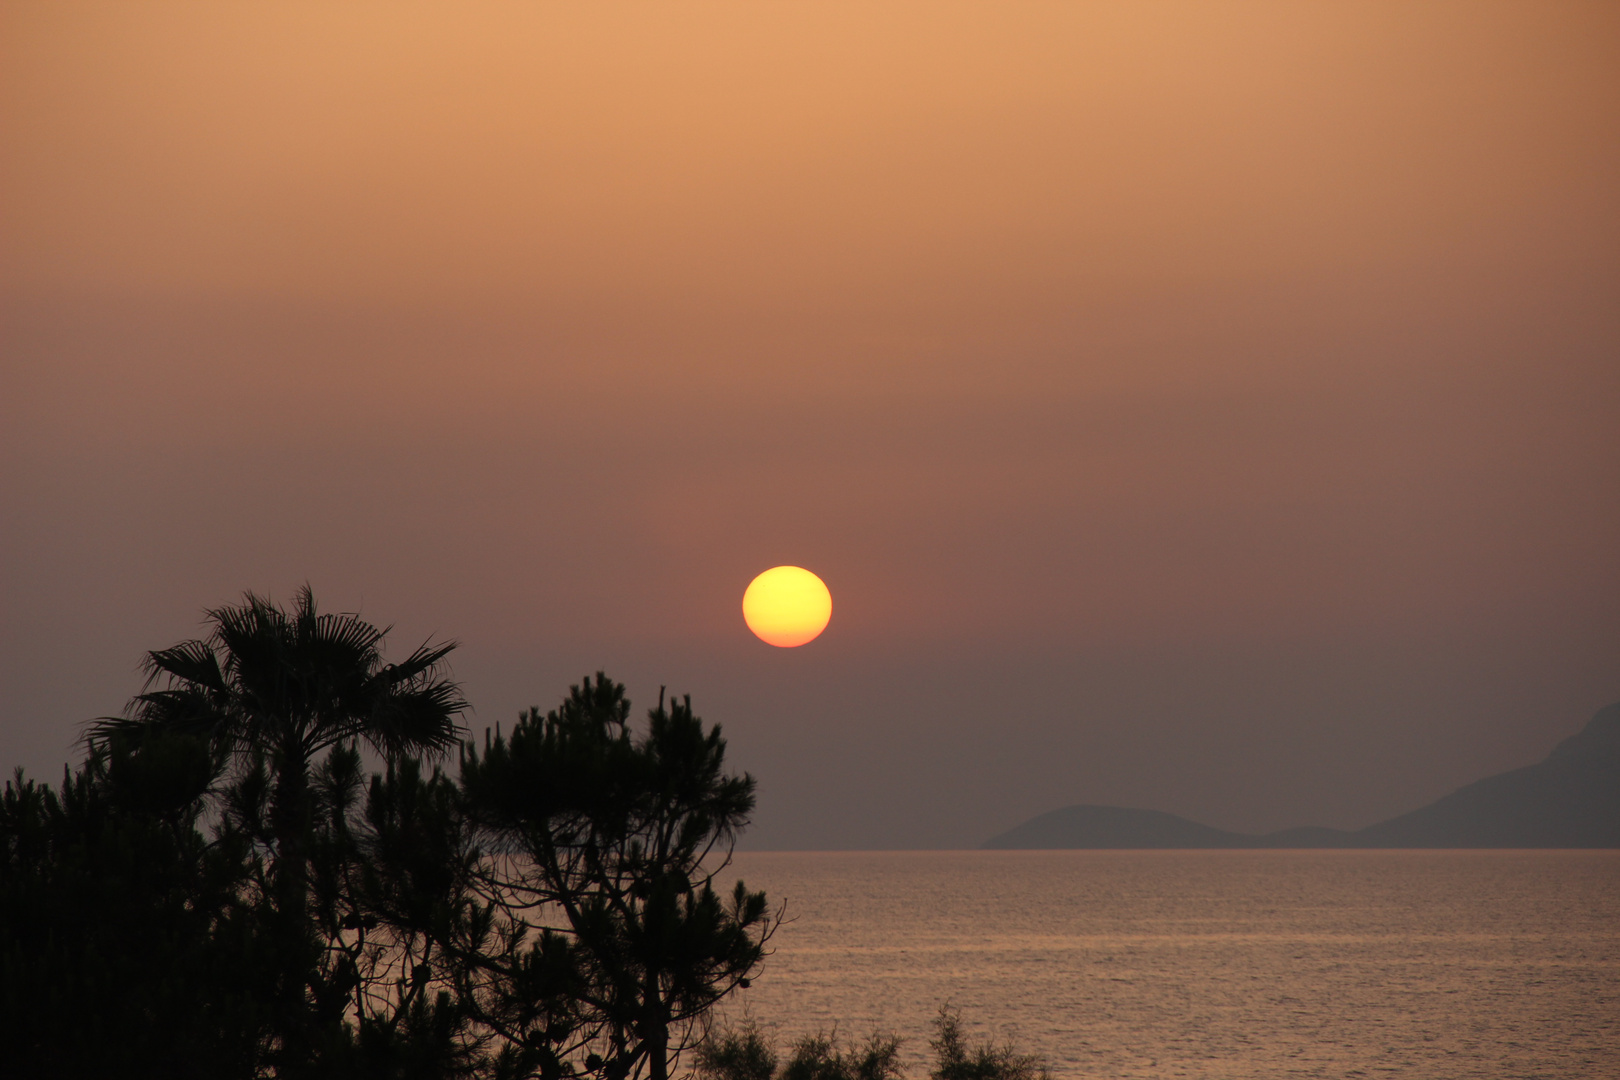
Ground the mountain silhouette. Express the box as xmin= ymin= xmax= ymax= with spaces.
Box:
xmin=984 ymin=701 xmax=1620 ymax=849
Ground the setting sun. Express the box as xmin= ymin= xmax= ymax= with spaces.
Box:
xmin=742 ymin=566 xmax=832 ymax=647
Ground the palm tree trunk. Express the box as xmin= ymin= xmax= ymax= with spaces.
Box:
xmin=269 ymin=747 xmax=316 ymax=1070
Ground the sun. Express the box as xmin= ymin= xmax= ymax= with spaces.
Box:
xmin=742 ymin=566 xmax=832 ymax=647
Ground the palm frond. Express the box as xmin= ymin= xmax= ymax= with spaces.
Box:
xmin=362 ymin=680 xmax=469 ymax=759
xmin=82 ymin=713 xmax=144 ymax=748
xmin=385 ymin=640 xmax=459 ymax=684
xmin=142 ymin=640 xmax=228 ymax=695
xmin=82 ymin=686 xmax=232 ymax=750
xmin=312 ymin=611 xmax=387 ymax=659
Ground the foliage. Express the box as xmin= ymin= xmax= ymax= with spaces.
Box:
xmin=3 ymin=590 xmax=774 ymax=1080
xmin=86 ymin=586 xmax=470 ymax=1076
xmin=0 ymin=732 xmax=271 ymax=1079
xmin=695 ymin=1009 xmax=1043 ymax=1080
xmin=927 ymin=1008 xmax=1050 ymax=1080
xmin=695 ymin=1020 xmax=779 ymax=1080
xmin=460 ymin=675 xmax=775 ymax=1080
xmin=778 ymin=1032 xmax=906 ymax=1080
xmin=307 ymin=749 xmax=494 ymax=1077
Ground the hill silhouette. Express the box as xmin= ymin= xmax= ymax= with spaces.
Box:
xmin=984 ymin=701 xmax=1620 ymax=849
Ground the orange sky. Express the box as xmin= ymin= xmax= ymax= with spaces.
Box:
xmin=3 ymin=1 xmax=1618 ymax=846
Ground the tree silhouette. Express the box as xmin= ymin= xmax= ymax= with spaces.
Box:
xmin=315 ymin=749 xmax=495 ymax=1076
xmin=9 ymin=593 xmax=779 ymax=1079
xmin=0 ymin=731 xmax=271 ymax=1078
xmin=461 ymin=675 xmax=774 ymax=1080
xmin=87 ymin=586 xmax=467 ymax=1074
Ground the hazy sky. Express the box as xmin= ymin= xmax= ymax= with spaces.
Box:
xmin=3 ymin=1 xmax=1617 ymax=848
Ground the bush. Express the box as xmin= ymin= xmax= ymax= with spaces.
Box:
xmin=697 ymin=1009 xmax=1047 ymax=1080
xmin=696 ymin=1021 xmax=778 ymax=1080
xmin=928 ymin=1007 xmax=1049 ymax=1080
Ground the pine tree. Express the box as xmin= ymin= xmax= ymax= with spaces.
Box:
xmin=460 ymin=675 xmax=775 ymax=1080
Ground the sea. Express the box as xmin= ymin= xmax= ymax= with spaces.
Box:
xmin=714 ymin=850 xmax=1618 ymax=1079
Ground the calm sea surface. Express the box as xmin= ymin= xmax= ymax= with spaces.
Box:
xmin=715 ymin=851 xmax=1618 ymax=1079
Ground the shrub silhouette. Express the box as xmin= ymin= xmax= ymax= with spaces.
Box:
xmin=928 ymin=1007 xmax=1049 ymax=1080
xmin=696 ymin=1010 xmax=1047 ymax=1080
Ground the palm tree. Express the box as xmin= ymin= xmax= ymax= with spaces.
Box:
xmin=89 ymin=585 xmax=467 ymax=1069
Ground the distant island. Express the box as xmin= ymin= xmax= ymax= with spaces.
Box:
xmin=985 ymin=701 xmax=1620 ymax=849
